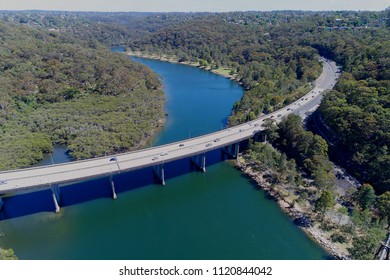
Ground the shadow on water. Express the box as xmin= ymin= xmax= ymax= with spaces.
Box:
xmin=0 ymin=147 xmax=243 ymax=220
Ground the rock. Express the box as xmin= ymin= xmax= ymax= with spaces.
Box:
xmin=293 ymin=215 xmax=312 ymax=228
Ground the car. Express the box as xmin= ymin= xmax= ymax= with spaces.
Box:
xmin=270 ymin=115 xmax=274 ymax=118
xmin=190 ymin=145 xmax=195 ymax=149
xmin=287 ymin=108 xmax=291 ymax=111
xmin=179 ymin=143 xmax=185 ymax=147
xmin=109 ymin=157 xmax=117 ymax=162
xmin=214 ymin=138 xmax=220 ymax=142
xmin=277 ymin=114 xmax=282 ymax=117
xmin=160 ymin=152 xmax=168 ymax=156
xmin=0 ymin=180 xmax=7 ymax=185
xmin=206 ymin=143 xmax=212 ymax=147
xmin=152 ymin=156 xmax=158 ymax=161
xmin=254 ymin=123 xmax=259 ymax=127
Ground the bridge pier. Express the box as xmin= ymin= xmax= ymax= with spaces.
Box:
xmin=191 ymin=153 xmax=206 ymax=173
xmin=51 ymin=185 xmax=61 ymax=213
xmin=375 ymin=233 xmax=390 ymax=260
xmin=154 ymin=164 xmax=166 ymax=186
xmin=0 ymin=195 xmax=4 ymax=212
xmin=109 ymin=175 xmax=117 ymax=200
xmin=224 ymin=143 xmax=240 ymax=159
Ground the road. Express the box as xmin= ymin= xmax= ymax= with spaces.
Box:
xmin=0 ymin=58 xmax=340 ymax=194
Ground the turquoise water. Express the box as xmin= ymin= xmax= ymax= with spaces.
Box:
xmin=0 ymin=57 xmax=329 ymax=259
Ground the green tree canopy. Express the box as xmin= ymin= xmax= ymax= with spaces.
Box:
xmin=0 ymin=248 xmax=18 ymax=260
xmin=348 ymin=227 xmax=386 ymax=260
xmin=355 ymin=184 xmax=377 ymax=210
xmin=376 ymin=191 xmax=390 ymax=226
xmin=315 ymin=190 xmax=335 ymax=213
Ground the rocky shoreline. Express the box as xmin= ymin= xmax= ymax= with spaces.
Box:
xmin=235 ymin=157 xmax=348 ymax=260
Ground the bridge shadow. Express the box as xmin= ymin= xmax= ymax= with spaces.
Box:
xmin=0 ymin=143 xmax=247 ymax=220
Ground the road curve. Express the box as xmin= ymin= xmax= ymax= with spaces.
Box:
xmin=0 ymin=58 xmax=340 ymax=194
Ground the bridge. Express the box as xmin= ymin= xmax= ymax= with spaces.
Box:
xmin=0 ymin=58 xmax=340 ymax=213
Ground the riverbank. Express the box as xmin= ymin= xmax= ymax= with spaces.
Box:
xmin=127 ymin=51 xmax=241 ymax=83
xmin=235 ymin=155 xmax=349 ymax=260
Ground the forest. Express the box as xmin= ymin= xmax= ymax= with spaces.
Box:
xmin=0 ymin=18 xmax=164 ymax=169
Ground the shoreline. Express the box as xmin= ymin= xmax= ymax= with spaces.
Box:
xmin=235 ymin=156 xmax=348 ymax=260
xmin=127 ymin=51 xmax=242 ymax=83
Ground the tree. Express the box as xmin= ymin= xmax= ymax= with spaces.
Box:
xmin=352 ymin=208 xmax=373 ymax=229
xmin=348 ymin=227 xmax=386 ymax=260
xmin=0 ymin=248 xmax=18 ymax=260
xmin=310 ymin=135 xmax=328 ymax=157
xmin=312 ymin=169 xmax=335 ymax=191
xmin=376 ymin=191 xmax=390 ymax=227
xmin=355 ymin=184 xmax=376 ymax=210
xmin=337 ymin=206 xmax=348 ymax=225
xmin=315 ymin=190 xmax=335 ymax=213
xmin=262 ymin=118 xmax=278 ymax=142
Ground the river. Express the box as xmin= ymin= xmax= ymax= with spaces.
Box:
xmin=0 ymin=55 xmax=330 ymax=259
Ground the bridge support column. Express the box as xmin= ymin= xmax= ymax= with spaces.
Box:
xmin=191 ymin=153 xmax=206 ymax=173
xmin=375 ymin=244 xmax=390 ymax=260
xmin=375 ymin=233 xmax=390 ymax=260
xmin=224 ymin=142 xmax=240 ymax=159
xmin=233 ymin=143 xmax=240 ymax=159
xmin=109 ymin=175 xmax=117 ymax=200
xmin=51 ymin=185 xmax=61 ymax=213
xmin=0 ymin=195 xmax=4 ymax=212
xmin=154 ymin=164 xmax=165 ymax=186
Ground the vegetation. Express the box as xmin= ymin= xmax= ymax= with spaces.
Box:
xmin=244 ymin=114 xmax=388 ymax=259
xmin=376 ymin=191 xmax=390 ymax=226
xmin=0 ymin=19 xmax=164 ymax=169
xmin=354 ymin=184 xmax=376 ymax=210
xmin=246 ymin=141 xmax=298 ymax=187
xmin=0 ymin=248 xmax=18 ymax=260
xmin=315 ymin=190 xmax=335 ymax=213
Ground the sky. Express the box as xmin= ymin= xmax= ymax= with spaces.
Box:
xmin=0 ymin=0 xmax=388 ymax=12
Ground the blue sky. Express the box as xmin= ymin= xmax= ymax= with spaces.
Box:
xmin=0 ymin=0 xmax=388 ymax=12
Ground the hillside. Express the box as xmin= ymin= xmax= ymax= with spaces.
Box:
xmin=0 ymin=20 xmax=165 ymax=169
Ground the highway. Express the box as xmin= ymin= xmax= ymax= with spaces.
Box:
xmin=0 ymin=58 xmax=340 ymax=195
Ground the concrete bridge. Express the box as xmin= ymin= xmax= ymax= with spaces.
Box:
xmin=0 ymin=58 xmax=340 ymax=213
